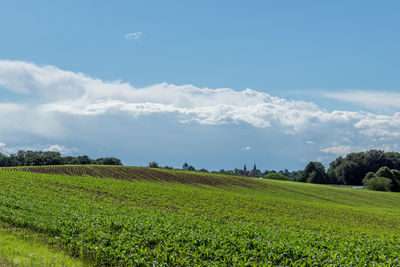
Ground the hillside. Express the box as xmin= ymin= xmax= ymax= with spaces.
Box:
xmin=0 ymin=165 xmax=267 ymax=188
xmin=0 ymin=165 xmax=399 ymax=265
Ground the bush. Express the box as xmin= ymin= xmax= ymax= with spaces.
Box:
xmin=364 ymin=176 xmax=392 ymax=191
xmin=263 ymin=173 xmax=288 ymax=181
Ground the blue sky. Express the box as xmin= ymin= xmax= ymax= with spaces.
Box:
xmin=0 ymin=1 xmax=400 ymax=170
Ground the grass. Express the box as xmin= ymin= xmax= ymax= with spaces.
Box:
xmin=0 ymin=166 xmax=399 ymax=265
xmin=0 ymin=222 xmax=84 ymax=266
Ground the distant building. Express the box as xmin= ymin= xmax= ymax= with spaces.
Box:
xmin=182 ymin=162 xmax=189 ymax=170
xmin=244 ymin=163 xmax=258 ymax=177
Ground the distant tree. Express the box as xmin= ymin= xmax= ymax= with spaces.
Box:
xmin=297 ymin=161 xmax=328 ymax=184
xmin=234 ymin=168 xmax=244 ymax=176
xmin=188 ymin=165 xmax=195 ymax=171
xmin=335 ymin=161 xmax=359 ymax=185
xmin=16 ymin=150 xmax=26 ymax=166
xmin=327 ymin=150 xmax=400 ymax=185
xmin=24 ymin=151 xmax=41 ymax=166
xmin=60 ymin=156 xmax=72 ymax=165
xmin=95 ymin=157 xmax=122 ymax=165
xmin=364 ymin=176 xmax=392 ymax=191
xmin=0 ymin=150 xmax=123 ymax=167
xmin=148 ymin=161 xmax=159 ymax=168
xmin=199 ymin=168 xmax=209 ymax=173
xmin=42 ymin=151 xmax=62 ymax=165
xmin=375 ymin=166 xmax=393 ymax=179
xmin=0 ymin=153 xmax=10 ymax=166
xmin=391 ymin=170 xmax=400 ymax=192
xmin=327 ymin=156 xmax=344 ymax=184
xmin=77 ymin=155 xmax=91 ymax=165
xmin=363 ymin=166 xmax=400 ymax=192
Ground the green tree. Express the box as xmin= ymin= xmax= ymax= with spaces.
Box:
xmin=364 ymin=176 xmax=392 ymax=191
xmin=363 ymin=166 xmax=400 ymax=192
xmin=77 ymin=155 xmax=91 ymax=165
xmin=0 ymin=153 xmax=10 ymax=166
xmin=148 ymin=161 xmax=159 ymax=168
xmin=297 ymin=161 xmax=328 ymax=184
xmin=327 ymin=150 xmax=400 ymax=185
xmin=188 ymin=165 xmax=195 ymax=171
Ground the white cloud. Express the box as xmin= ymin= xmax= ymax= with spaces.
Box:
xmin=44 ymin=144 xmax=73 ymax=154
xmin=320 ymin=143 xmax=398 ymax=158
xmin=306 ymin=141 xmax=315 ymax=144
xmin=124 ymin=32 xmax=142 ymax=40
xmin=0 ymin=143 xmax=74 ymax=155
xmin=320 ymin=145 xmax=354 ymax=156
xmin=0 ymin=60 xmax=400 ymax=151
xmin=241 ymin=146 xmax=251 ymax=151
xmin=323 ymin=90 xmax=400 ymax=110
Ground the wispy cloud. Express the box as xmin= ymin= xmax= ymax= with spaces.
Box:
xmin=320 ymin=143 xmax=398 ymax=157
xmin=320 ymin=145 xmax=354 ymax=156
xmin=322 ymin=90 xmax=400 ymax=111
xmin=241 ymin=146 xmax=251 ymax=151
xmin=124 ymin=32 xmax=142 ymax=40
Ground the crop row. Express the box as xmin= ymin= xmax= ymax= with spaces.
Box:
xmin=0 ymin=165 xmax=266 ymax=188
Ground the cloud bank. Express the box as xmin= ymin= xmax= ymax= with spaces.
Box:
xmin=0 ymin=60 xmax=399 ymax=161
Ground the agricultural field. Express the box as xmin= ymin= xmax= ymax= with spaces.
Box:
xmin=0 ymin=165 xmax=399 ymax=265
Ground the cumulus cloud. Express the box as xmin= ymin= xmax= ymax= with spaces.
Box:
xmin=0 ymin=60 xmax=400 ymax=148
xmin=124 ymin=32 xmax=142 ymax=40
xmin=44 ymin=144 xmax=74 ymax=154
xmin=0 ymin=143 xmax=72 ymax=154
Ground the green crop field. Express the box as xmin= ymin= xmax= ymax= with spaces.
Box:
xmin=0 ymin=165 xmax=399 ymax=266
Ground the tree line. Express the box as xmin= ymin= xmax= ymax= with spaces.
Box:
xmin=150 ymin=150 xmax=400 ymax=192
xmin=297 ymin=150 xmax=400 ymax=192
xmin=149 ymin=161 xmax=299 ymax=180
xmin=7 ymin=149 xmax=397 ymax=192
xmin=0 ymin=150 xmax=122 ymax=166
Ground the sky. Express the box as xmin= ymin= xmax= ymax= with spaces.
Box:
xmin=0 ymin=1 xmax=400 ymax=171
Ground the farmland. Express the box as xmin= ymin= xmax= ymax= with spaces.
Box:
xmin=0 ymin=166 xmax=400 ymax=265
